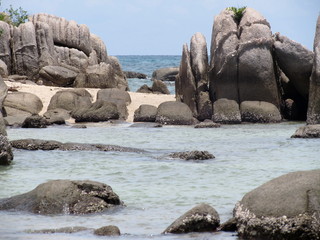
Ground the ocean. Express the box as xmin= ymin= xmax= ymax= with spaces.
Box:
xmin=0 ymin=56 xmax=319 ymax=240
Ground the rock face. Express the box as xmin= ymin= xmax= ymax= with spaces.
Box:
xmin=151 ymin=79 xmax=170 ymax=94
xmin=240 ymin=101 xmax=282 ymax=123
xmin=0 ymin=180 xmax=123 ymax=214
xmin=152 ymin=67 xmax=179 ymax=82
xmin=0 ymin=13 xmax=128 ymax=90
xmin=0 ymin=77 xmax=8 ymax=135
xmin=291 ymin=124 xmax=320 ymax=138
xmin=212 ymin=98 xmax=241 ymax=124
xmin=0 ymin=135 xmax=13 ymax=165
xmin=155 ymin=101 xmax=196 ymax=125
xmin=234 ymin=170 xmax=320 ymax=239
xmin=307 ymin=15 xmax=320 ymax=124
xmin=163 ymin=203 xmax=220 ymax=234
xmin=134 ymin=104 xmax=158 ymax=122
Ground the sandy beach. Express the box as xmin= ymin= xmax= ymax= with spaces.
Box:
xmin=4 ymin=81 xmax=175 ymax=123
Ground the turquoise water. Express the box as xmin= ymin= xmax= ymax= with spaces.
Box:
xmin=118 ymin=55 xmax=181 ymax=94
xmin=0 ymin=122 xmax=319 ymax=240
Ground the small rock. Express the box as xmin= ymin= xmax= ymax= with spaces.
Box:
xmin=94 ymin=225 xmax=121 ymax=236
xmin=195 ymin=120 xmax=221 ymax=128
xmin=168 ymin=151 xmax=215 ymax=160
xmin=22 ymin=115 xmax=48 ymax=128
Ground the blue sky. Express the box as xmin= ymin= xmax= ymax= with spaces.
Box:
xmin=2 ymin=0 xmax=319 ymax=55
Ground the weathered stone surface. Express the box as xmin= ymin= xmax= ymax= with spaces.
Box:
xmin=163 ymin=203 xmax=220 ymax=234
xmin=54 ymin=46 xmax=89 ymax=70
xmin=39 ymin=65 xmax=78 ymax=86
xmin=124 ymin=71 xmax=147 ymax=79
xmin=10 ymin=139 xmax=145 ymax=153
xmin=12 ymin=22 xmax=39 ymax=78
xmin=168 ymin=151 xmax=215 ymax=160
xmin=240 ymin=101 xmax=281 ymax=123
xmin=0 ymin=21 xmax=12 ymax=74
xmin=4 ymin=92 xmax=43 ymax=115
xmin=151 ymin=79 xmax=170 ymax=94
xmin=0 ymin=60 xmax=8 ymax=78
xmin=136 ymin=84 xmax=153 ymax=93
xmin=43 ymin=108 xmax=71 ymax=122
xmin=155 ymin=101 xmax=196 ymax=125
xmin=307 ymin=15 xmax=320 ymax=125
xmin=90 ymin=33 xmax=107 ymax=63
xmin=274 ymin=33 xmax=313 ymax=100
xmin=0 ymin=180 xmax=123 ymax=214
xmin=219 ymin=218 xmax=237 ymax=232
xmin=0 ymin=135 xmax=13 ymax=165
xmin=152 ymin=67 xmax=179 ymax=82
xmin=234 ymin=170 xmax=320 ymax=239
xmin=22 ymin=115 xmax=48 ymax=128
xmin=106 ymin=56 xmax=128 ymax=91
xmin=71 ymin=100 xmax=119 ymax=122
xmin=212 ymin=98 xmax=241 ymax=124
xmin=134 ymin=104 xmax=157 ymax=122
xmin=197 ymin=91 xmax=212 ymax=121
xmin=209 ymin=9 xmax=239 ymax=102
xmin=176 ymin=44 xmax=197 ymax=116
xmin=130 ymin=122 xmax=162 ymax=128
xmin=194 ymin=119 xmax=221 ymax=128
xmin=47 ymin=89 xmax=92 ymax=112
xmin=291 ymin=124 xmax=320 ymax=138
xmin=97 ymin=88 xmax=131 ymax=105
xmin=30 ymin=13 xmax=92 ymax=56
xmin=94 ymin=225 xmax=121 ymax=236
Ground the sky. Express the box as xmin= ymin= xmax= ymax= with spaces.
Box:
xmin=2 ymin=0 xmax=319 ymax=55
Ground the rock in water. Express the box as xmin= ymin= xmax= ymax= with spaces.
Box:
xmin=163 ymin=203 xmax=220 ymax=234
xmin=234 ymin=170 xmax=320 ymax=239
xmin=291 ymin=124 xmax=320 ymax=138
xmin=0 ymin=180 xmax=123 ymax=214
xmin=94 ymin=225 xmax=121 ymax=236
xmin=0 ymin=135 xmax=13 ymax=165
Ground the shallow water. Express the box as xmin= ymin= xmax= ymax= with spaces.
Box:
xmin=0 ymin=123 xmax=319 ymax=240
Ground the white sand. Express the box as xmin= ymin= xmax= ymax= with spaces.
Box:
xmin=4 ymin=81 xmax=175 ymax=122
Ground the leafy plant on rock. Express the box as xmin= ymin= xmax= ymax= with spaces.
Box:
xmin=227 ymin=6 xmax=246 ymax=24
xmin=0 ymin=0 xmax=28 ymax=27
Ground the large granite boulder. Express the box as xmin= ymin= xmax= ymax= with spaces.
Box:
xmin=0 ymin=21 xmax=12 ymax=74
xmin=134 ymin=104 xmax=157 ymax=122
xmin=54 ymin=46 xmax=89 ymax=70
xmin=39 ymin=65 xmax=78 ymax=86
xmin=163 ymin=203 xmax=220 ymax=234
xmin=307 ymin=15 xmax=320 ymax=124
xmin=47 ymin=89 xmax=92 ymax=112
xmin=12 ymin=22 xmax=39 ymax=78
xmin=71 ymin=100 xmax=119 ymax=122
xmin=151 ymin=79 xmax=170 ymax=94
xmin=234 ymin=170 xmax=320 ymax=239
xmin=0 ymin=135 xmax=13 ymax=165
xmin=155 ymin=101 xmax=196 ymax=125
xmin=0 ymin=180 xmax=123 ymax=214
xmin=152 ymin=67 xmax=179 ymax=82
xmin=176 ymin=44 xmax=197 ymax=116
xmin=291 ymin=124 xmax=320 ymax=138
xmin=274 ymin=33 xmax=314 ymax=100
xmin=0 ymin=60 xmax=8 ymax=78
xmin=105 ymin=56 xmax=128 ymax=91
xmin=90 ymin=33 xmax=108 ymax=63
xmin=240 ymin=101 xmax=282 ymax=123
xmin=212 ymin=98 xmax=241 ymax=124
xmin=30 ymin=13 xmax=92 ymax=56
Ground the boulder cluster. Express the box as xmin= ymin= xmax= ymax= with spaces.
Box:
xmin=176 ymin=8 xmax=319 ymax=124
xmin=0 ymin=13 xmax=128 ymax=90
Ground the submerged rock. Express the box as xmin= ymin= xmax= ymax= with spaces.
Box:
xmin=0 ymin=180 xmax=123 ymax=214
xmin=163 ymin=203 xmax=220 ymax=234
xmin=94 ymin=225 xmax=121 ymax=236
xmin=291 ymin=124 xmax=320 ymax=138
xmin=168 ymin=151 xmax=215 ymax=160
xmin=29 ymin=226 xmax=90 ymax=234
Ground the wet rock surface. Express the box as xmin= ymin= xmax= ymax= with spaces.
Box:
xmin=168 ymin=151 xmax=215 ymax=160
xmin=291 ymin=124 xmax=320 ymax=138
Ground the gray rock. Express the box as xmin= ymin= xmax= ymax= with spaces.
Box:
xmin=94 ymin=225 xmax=121 ymax=236
xmin=0 ymin=135 xmax=13 ymax=165
xmin=22 ymin=115 xmax=48 ymax=128
xmin=168 ymin=151 xmax=215 ymax=160
xmin=196 ymin=91 xmax=212 ymax=121
xmin=47 ymin=89 xmax=92 ymax=112
xmin=0 ymin=21 xmax=12 ymax=74
xmin=105 ymin=56 xmax=128 ymax=91
xmin=0 ymin=180 xmax=123 ymax=214
xmin=240 ymin=101 xmax=281 ymax=123
xmin=176 ymin=44 xmax=197 ymax=116
xmin=274 ymin=33 xmax=314 ymax=100
xmin=10 ymin=139 xmax=145 ymax=153
xmin=12 ymin=22 xmax=39 ymax=78
xmin=136 ymin=84 xmax=153 ymax=93
xmin=90 ymin=33 xmax=107 ymax=63
xmin=209 ymin=9 xmax=239 ymax=102
xmin=130 ymin=122 xmax=162 ymax=128
xmin=152 ymin=67 xmax=179 ymax=82
xmin=30 ymin=13 xmax=92 ymax=56
xmin=307 ymin=15 xmax=320 ymax=124
xmin=71 ymin=100 xmax=119 ymax=122
xmin=0 ymin=60 xmax=8 ymax=78
xmin=163 ymin=203 xmax=220 ymax=234
xmin=155 ymin=101 xmax=196 ymax=125
xmin=134 ymin=104 xmax=158 ymax=122
xmin=54 ymin=46 xmax=89 ymax=71
xmin=39 ymin=65 xmax=78 ymax=86
xmin=4 ymin=92 xmax=43 ymax=115
xmin=234 ymin=170 xmax=320 ymax=239
xmin=44 ymin=108 xmax=71 ymax=122
xmin=0 ymin=117 xmax=6 ymax=136
xmin=212 ymin=98 xmax=241 ymax=124
xmin=124 ymin=71 xmax=147 ymax=79
xmin=219 ymin=218 xmax=237 ymax=232
xmin=97 ymin=88 xmax=131 ymax=105
xmin=0 ymin=76 xmax=8 ymax=109
xmin=291 ymin=124 xmax=320 ymax=138
xmin=151 ymin=79 xmax=170 ymax=94
xmin=194 ymin=119 xmax=221 ymax=128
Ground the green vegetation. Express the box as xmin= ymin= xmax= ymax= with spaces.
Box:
xmin=227 ymin=6 xmax=246 ymax=23
xmin=0 ymin=0 xmax=28 ymax=27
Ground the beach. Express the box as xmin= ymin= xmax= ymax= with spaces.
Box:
xmin=4 ymin=81 xmax=176 ymax=123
